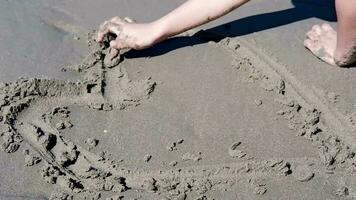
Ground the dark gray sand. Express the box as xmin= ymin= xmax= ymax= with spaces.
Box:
xmin=1 ymin=1 xmax=356 ymax=200
xmin=1 ymin=29 xmax=356 ymax=199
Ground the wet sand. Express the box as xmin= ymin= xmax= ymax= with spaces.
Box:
xmin=1 ymin=0 xmax=356 ymax=200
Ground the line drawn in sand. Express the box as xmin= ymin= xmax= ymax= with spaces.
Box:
xmin=1 ymin=28 xmax=356 ymax=199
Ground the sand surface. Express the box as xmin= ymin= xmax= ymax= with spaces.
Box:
xmin=1 ymin=0 xmax=356 ymax=200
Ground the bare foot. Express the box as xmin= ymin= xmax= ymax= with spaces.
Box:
xmin=304 ymin=23 xmax=337 ymax=66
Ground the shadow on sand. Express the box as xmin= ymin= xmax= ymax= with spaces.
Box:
xmin=125 ymin=0 xmax=336 ymax=59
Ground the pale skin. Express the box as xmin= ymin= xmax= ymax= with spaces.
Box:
xmin=97 ymin=0 xmax=356 ymax=67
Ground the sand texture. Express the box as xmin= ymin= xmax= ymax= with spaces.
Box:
xmin=1 ymin=0 xmax=356 ymax=199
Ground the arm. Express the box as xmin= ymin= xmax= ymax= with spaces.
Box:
xmin=97 ymin=0 xmax=250 ymax=50
xmin=156 ymin=0 xmax=250 ymax=39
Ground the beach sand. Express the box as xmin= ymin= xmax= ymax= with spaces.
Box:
xmin=1 ymin=0 xmax=356 ymax=199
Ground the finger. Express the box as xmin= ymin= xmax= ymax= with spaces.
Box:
xmin=110 ymin=16 xmax=125 ymax=25
xmin=110 ymin=40 xmax=130 ymax=50
xmin=97 ymin=20 xmax=110 ymax=42
xmin=106 ymin=22 xmax=122 ymax=35
xmin=123 ymin=17 xmax=135 ymax=23
xmin=97 ymin=22 xmax=122 ymax=42
xmin=108 ymin=48 xmax=120 ymax=60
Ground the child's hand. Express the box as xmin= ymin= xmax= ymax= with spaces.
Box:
xmin=97 ymin=17 xmax=163 ymax=50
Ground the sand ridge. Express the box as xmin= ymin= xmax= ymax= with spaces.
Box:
xmin=1 ymin=29 xmax=356 ymax=199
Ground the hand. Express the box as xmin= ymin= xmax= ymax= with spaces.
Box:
xmin=97 ymin=17 xmax=164 ymax=50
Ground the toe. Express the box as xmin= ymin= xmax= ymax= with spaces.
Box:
xmin=312 ymin=25 xmax=322 ymax=35
xmin=304 ymin=38 xmax=323 ymax=55
xmin=306 ymin=30 xmax=318 ymax=41
xmin=304 ymin=39 xmax=316 ymax=51
xmin=321 ymin=23 xmax=333 ymax=31
xmin=325 ymin=56 xmax=336 ymax=66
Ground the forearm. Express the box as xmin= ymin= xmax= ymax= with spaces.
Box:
xmin=153 ymin=0 xmax=250 ymax=39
